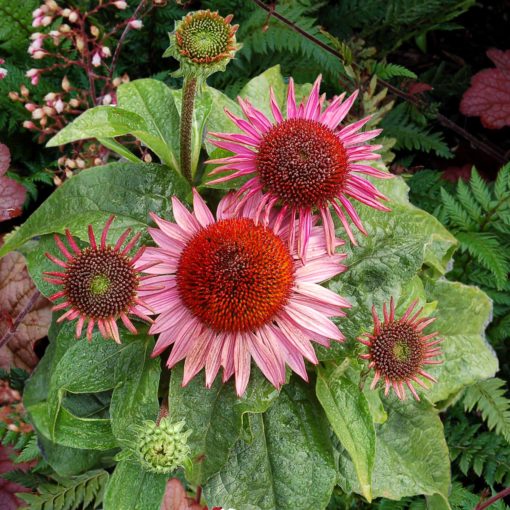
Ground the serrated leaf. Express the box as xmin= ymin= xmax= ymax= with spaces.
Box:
xmin=0 ymin=162 xmax=190 ymax=259
xmin=337 ymin=399 xmax=450 ymax=501
xmin=316 ymin=370 xmax=375 ymax=501
xmin=203 ymin=379 xmax=336 ymax=510
xmin=470 ymin=168 xmax=492 ymax=210
xmin=495 ymin=162 xmax=510 ymax=200
xmin=103 ymin=461 xmax=167 ymax=510
xmin=168 ymin=363 xmax=279 ymax=484
xmin=440 ymin=188 xmax=475 ymax=230
xmin=46 ymin=107 xmax=148 ymax=147
xmin=372 ymin=62 xmax=417 ymax=79
xmin=423 ymin=279 xmax=498 ymax=403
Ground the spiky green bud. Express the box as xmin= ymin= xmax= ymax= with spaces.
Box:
xmin=164 ymin=10 xmax=239 ymax=81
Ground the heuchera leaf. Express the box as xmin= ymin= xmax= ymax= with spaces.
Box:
xmin=0 ymin=246 xmax=51 ymax=371
xmin=0 ymin=142 xmax=26 ymax=222
xmin=0 ymin=446 xmax=31 ymax=510
xmin=460 ymin=49 xmax=510 ymax=129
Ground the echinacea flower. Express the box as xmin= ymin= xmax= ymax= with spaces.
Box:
xmin=358 ymin=298 xmax=442 ymax=400
xmin=138 ymin=190 xmax=350 ymax=396
xmin=208 ymin=75 xmax=392 ymax=257
xmin=164 ymin=10 xmax=239 ymax=80
xmin=44 ymin=216 xmax=153 ymax=342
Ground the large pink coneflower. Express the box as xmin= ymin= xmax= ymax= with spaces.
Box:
xmin=138 ymin=190 xmax=350 ymax=396
xmin=207 ymin=75 xmax=392 ymax=257
xmin=358 ymin=297 xmax=442 ymax=400
xmin=44 ymin=217 xmax=153 ymax=342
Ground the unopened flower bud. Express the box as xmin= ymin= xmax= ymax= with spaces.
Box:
xmin=101 ymin=46 xmax=111 ymax=58
xmin=114 ymin=1 xmax=128 ymax=9
xmin=23 ymin=120 xmax=35 ymax=129
xmin=61 ymin=8 xmax=71 ymax=17
xmin=41 ymin=15 xmax=53 ymax=27
xmin=45 ymin=0 xmax=59 ymax=11
xmin=68 ymin=10 xmax=79 ymax=23
xmin=54 ymin=98 xmax=64 ymax=113
xmin=0 ymin=67 xmax=7 ymax=80
xmin=32 ymin=108 xmax=44 ymax=119
xmin=9 ymin=92 xmax=19 ymax=101
xmin=32 ymin=16 xmax=43 ymax=27
xmin=31 ymin=32 xmax=43 ymax=40
xmin=44 ymin=92 xmax=56 ymax=101
xmin=58 ymin=156 xmax=66 ymax=165
xmin=102 ymin=94 xmax=112 ymax=105
xmin=32 ymin=7 xmax=43 ymax=18
xmin=53 ymin=175 xmax=62 ymax=186
xmin=66 ymin=158 xmax=76 ymax=169
xmin=75 ymin=158 xmax=86 ymax=169
xmin=129 ymin=19 xmax=143 ymax=30
xmin=75 ymin=36 xmax=85 ymax=52
xmin=112 ymin=77 xmax=122 ymax=87
xmin=90 ymin=25 xmax=100 ymax=37
xmin=43 ymin=105 xmax=55 ymax=116
xmin=59 ymin=23 xmax=71 ymax=33
xmin=20 ymin=85 xmax=29 ymax=97
xmin=31 ymin=75 xmax=40 ymax=86
xmin=143 ymin=153 xmax=152 ymax=163
xmin=40 ymin=116 xmax=47 ymax=127
xmin=69 ymin=98 xmax=80 ymax=108
xmin=25 ymin=103 xmax=36 ymax=112
xmin=62 ymin=76 xmax=71 ymax=92
xmin=92 ymin=51 xmax=101 ymax=67
xmin=65 ymin=168 xmax=74 ymax=179
xmin=33 ymin=50 xmax=46 ymax=59
xmin=94 ymin=157 xmax=103 ymax=166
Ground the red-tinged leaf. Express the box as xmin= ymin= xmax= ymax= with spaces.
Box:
xmin=0 ymin=446 xmax=31 ymax=510
xmin=0 ymin=143 xmax=11 ymax=175
xmin=160 ymin=479 xmax=207 ymax=510
xmin=442 ymin=164 xmax=473 ymax=183
xmin=0 ymin=246 xmax=51 ymax=371
xmin=0 ymin=177 xmax=26 ymax=222
xmin=460 ymin=48 xmax=510 ymax=129
xmin=408 ymin=82 xmax=433 ymax=96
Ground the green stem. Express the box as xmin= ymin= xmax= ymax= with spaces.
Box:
xmin=180 ymin=76 xmax=197 ymax=184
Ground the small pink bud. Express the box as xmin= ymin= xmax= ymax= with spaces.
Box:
xmin=90 ymin=25 xmax=100 ymax=37
xmin=75 ymin=36 xmax=85 ymax=52
xmin=33 ymin=50 xmax=46 ymax=59
xmin=32 ymin=7 xmax=43 ymax=17
xmin=62 ymin=76 xmax=71 ymax=92
xmin=32 ymin=108 xmax=44 ymax=119
xmin=94 ymin=158 xmax=103 ymax=166
xmin=32 ymin=16 xmax=43 ymax=27
xmin=66 ymin=158 xmax=76 ymax=169
xmin=41 ymin=16 xmax=53 ymax=27
xmin=69 ymin=98 xmax=80 ymax=108
xmin=0 ymin=67 xmax=7 ymax=80
xmin=23 ymin=120 xmax=36 ymax=129
xmin=68 ymin=11 xmax=79 ymax=23
xmin=54 ymin=98 xmax=64 ymax=113
xmin=45 ymin=0 xmax=59 ymax=11
xmin=20 ymin=85 xmax=29 ymax=97
xmin=8 ymin=92 xmax=19 ymax=101
xmin=114 ymin=1 xmax=128 ymax=9
xmin=53 ymin=175 xmax=62 ymax=186
xmin=65 ymin=168 xmax=74 ymax=179
xmin=30 ymin=32 xmax=43 ymax=40
xmin=76 ymin=158 xmax=86 ymax=169
xmin=102 ymin=94 xmax=112 ymax=106
xmin=129 ymin=19 xmax=143 ymax=30
xmin=112 ymin=77 xmax=122 ymax=87
xmin=44 ymin=92 xmax=56 ymax=101
xmin=31 ymin=75 xmax=40 ymax=86
xmin=92 ymin=52 xmax=101 ymax=67
xmin=25 ymin=103 xmax=37 ymax=112
xmin=59 ymin=24 xmax=71 ymax=33
xmin=101 ymin=46 xmax=111 ymax=58
xmin=26 ymin=68 xmax=39 ymax=78
xmin=40 ymin=116 xmax=47 ymax=127
xmin=43 ymin=105 xmax=55 ymax=116
xmin=61 ymin=8 xmax=71 ymax=17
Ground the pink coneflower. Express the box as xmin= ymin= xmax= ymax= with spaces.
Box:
xmin=358 ymin=298 xmax=442 ymax=400
xmin=207 ymin=75 xmax=392 ymax=257
xmin=44 ymin=217 xmax=153 ymax=342
xmin=138 ymin=190 xmax=350 ymax=396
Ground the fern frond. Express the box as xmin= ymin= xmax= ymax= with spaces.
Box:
xmin=372 ymin=62 xmax=417 ymax=79
xmin=455 ymin=232 xmax=509 ymax=289
xmin=15 ymin=434 xmax=40 ymax=463
xmin=456 ymin=179 xmax=482 ymax=222
xmin=495 ymin=163 xmax=510 ymax=201
xmin=17 ymin=469 xmax=109 ymax=510
xmin=463 ymin=379 xmax=510 ymax=443
xmin=470 ymin=168 xmax=493 ymax=210
xmin=440 ymin=189 xmax=476 ymax=230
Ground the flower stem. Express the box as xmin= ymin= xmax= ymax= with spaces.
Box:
xmin=180 ymin=76 xmax=197 ymax=184
xmin=476 ymin=487 xmax=510 ymax=510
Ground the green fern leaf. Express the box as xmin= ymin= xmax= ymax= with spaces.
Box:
xmin=495 ymin=162 xmax=510 ymax=201
xmin=440 ymin=188 xmax=476 ymax=230
xmin=470 ymin=168 xmax=493 ymax=210
xmin=463 ymin=378 xmax=510 ymax=443
xmin=455 ymin=232 xmax=509 ymax=289
xmin=15 ymin=434 xmax=40 ymax=463
xmin=372 ymin=62 xmax=417 ymax=79
xmin=456 ymin=179 xmax=482 ymax=222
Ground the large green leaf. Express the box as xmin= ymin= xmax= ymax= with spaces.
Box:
xmin=168 ymin=363 xmax=279 ymax=484
xmin=316 ymin=369 xmax=375 ymax=501
xmin=203 ymin=379 xmax=336 ymax=510
xmin=110 ymin=334 xmax=161 ymax=446
xmin=423 ymin=278 xmax=498 ymax=403
xmin=0 ymin=162 xmax=189 ymax=257
xmin=322 ymin=175 xmax=457 ymax=361
xmin=337 ymin=398 xmax=450 ymax=501
xmin=46 ymin=107 xmax=149 ymax=147
xmin=117 ymin=79 xmax=181 ymax=171
xmin=103 ymin=461 xmax=167 ymax=510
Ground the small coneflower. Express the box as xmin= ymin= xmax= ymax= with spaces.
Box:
xmin=44 ymin=217 xmax=153 ymax=343
xmin=164 ymin=9 xmax=239 ymax=79
xmin=207 ymin=75 xmax=392 ymax=257
xmin=358 ymin=297 xmax=442 ymax=400
xmin=138 ymin=190 xmax=350 ymax=396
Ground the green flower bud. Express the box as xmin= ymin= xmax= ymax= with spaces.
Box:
xmin=164 ymin=10 xmax=240 ymax=81
xmin=134 ymin=418 xmax=192 ymax=474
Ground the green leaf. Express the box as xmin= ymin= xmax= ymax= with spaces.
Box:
xmin=238 ymin=65 xmax=286 ymax=119
xmin=470 ymin=168 xmax=492 ymax=210
xmin=337 ymin=398 xmax=450 ymax=500
xmin=203 ymin=379 xmax=336 ymax=510
xmin=117 ymin=78 xmax=182 ymax=171
xmin=0 ymin=162 xmax=189 ymax=258
xmin=103 ymin=461 xmax=167 ymax=510
xmin=440 ymin=188 xmax=475 ymax=230
xmin=110 ymin=334 xmax=161 ymax=446
xmin=168 ymin=363 xmax=279 ymax=484
xmin=46 ymin=107 xmax=148 ymax=147
xmin=372 ymin=62 xmax=417 ymax=79
xmin=463 ymin=378 xmax=510 ymax=443
xmin=423 ymin=279 xmax=498 ymax=403
xmin=495 ymin=162 xmax=510 ymax=201
xmin=97 ymin=137 xmax=142 ymax=164
xmin=316 ymin=370 xmax=375 ymax=501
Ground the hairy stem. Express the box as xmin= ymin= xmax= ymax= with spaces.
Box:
xmin=180 ymin=77 xmax=197 ymax=184
xmin=0 ymin=290 xmax=41 ymax=350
